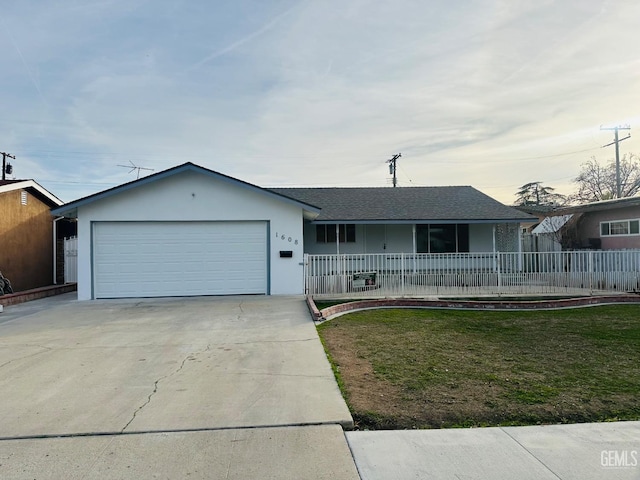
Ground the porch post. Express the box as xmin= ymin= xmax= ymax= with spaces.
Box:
xmin=335 ymin=224 xmax=343 ymax=293
xmin=492 ymin=224 xmax=496 ymax=253
xmin=412 ymin=224 xmax=417 ymax=274
xmin=517 ymin=224 xmax=523 ymax=271
xmin=412 ymin=224 xmax=416 ymax=254
xmin=492 ymin=224 xmax=498 ymax=276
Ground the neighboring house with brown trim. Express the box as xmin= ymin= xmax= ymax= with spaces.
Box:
xmin=0 ymin=180 xmax=65 ymax=292
xmin=538 ymin=196 xmax=640 ymax=250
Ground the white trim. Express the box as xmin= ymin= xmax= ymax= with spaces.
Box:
xmin=0 ymin=180 xmax=63 ymax=206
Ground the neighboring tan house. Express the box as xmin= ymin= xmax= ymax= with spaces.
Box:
xmin=51 ymin=163 xmax=534 ymax=300
xmin=0 ymin=180 xmax=64 ymax=292
xmin=540 ymin=196 xmax=640 ymax=250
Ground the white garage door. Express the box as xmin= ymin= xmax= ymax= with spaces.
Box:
xmin=93 ymin=221 xmax=267 ymax=298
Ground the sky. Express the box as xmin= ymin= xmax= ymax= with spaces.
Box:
xmin=1 ymin=0 xmax=639 ymax=205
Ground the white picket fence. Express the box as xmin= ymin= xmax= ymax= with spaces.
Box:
xmin=304 ymin=251 xmax=640 ymax=297
xmin=64 ymin=236 xmax=78 ymax=284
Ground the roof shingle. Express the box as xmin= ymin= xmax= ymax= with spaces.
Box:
xmin=271 ymin=186 xmax=534 ymax=223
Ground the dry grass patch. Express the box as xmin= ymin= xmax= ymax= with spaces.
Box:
xmin=317 ymin=306 xmax=640 ymax=429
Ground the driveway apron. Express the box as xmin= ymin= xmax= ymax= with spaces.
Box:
xmin=0 ymin=295 xmax=359 ymax=479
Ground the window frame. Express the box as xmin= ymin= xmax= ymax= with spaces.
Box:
xmin=416 ymin=224 xmax=470 ymax=253
xmin=600 ymin=219 xmax=640 ymax=237
xmin=315 ymin=224 xmax=356 ymax=243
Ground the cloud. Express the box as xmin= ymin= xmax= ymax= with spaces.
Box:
xmin=0 ymin=0 xmax=639 ymax=204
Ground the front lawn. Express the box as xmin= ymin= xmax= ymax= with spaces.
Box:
xmin=317 ymin=306 xmax=640 ymax=429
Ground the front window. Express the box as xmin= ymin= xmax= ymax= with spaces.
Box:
xmin=316 ymin=224 xmax=356 ymax=243
xmin=600 ymin=219 xmax=640 ymax=237
xmin=416 ymin=224 xmax=469 ymax=253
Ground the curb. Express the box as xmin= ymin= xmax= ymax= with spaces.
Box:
xmin=309 ymin=295 xmax=640 ymax=322
xmin=0 ymin=284 xmax=77 ymax=308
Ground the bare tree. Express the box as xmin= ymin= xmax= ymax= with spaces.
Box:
xmin=572 ymin=154 xmax=640 ymax=203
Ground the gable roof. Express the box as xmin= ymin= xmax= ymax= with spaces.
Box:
xmin=51 ymin=162 xmax=321 ymax=218
xmin=0 ymin=180 xmax=63 ymax=207
xmin=270 ymin=186 xmax=535 ymax=224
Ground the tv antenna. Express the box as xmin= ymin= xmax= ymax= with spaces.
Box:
xmin=117 ymin=160 xmax=154 ymax=179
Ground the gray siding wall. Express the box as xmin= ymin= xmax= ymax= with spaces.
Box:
xmin=303 ymin=223 xmax=499 ymax=254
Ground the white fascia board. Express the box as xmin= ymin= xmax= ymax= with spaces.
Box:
xmin=0 ymin=180 xmax=63 ymax=206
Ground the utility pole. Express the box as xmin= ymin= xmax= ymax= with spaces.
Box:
xmin=387 ymin=153 xmax=401 ymax=187
xmin=601 ymin=125 xmax=631 ymax=198
xmin=1 ymin=152 xmax=16 ymax=181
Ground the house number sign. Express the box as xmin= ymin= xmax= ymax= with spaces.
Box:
xmin=275 ymin=232 xmax=299 ymax=245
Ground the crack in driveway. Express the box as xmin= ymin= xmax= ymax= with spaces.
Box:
xmin=120 ymin=344 xmax=211 ymax=433
xmin=0 ymin=345 xmax=52 ymax=370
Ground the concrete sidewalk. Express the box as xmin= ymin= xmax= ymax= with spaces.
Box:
xmin=347 ymin=421 xmax=640 ymax=480
xmin=1 ymin=425 xmax=358 ymax=479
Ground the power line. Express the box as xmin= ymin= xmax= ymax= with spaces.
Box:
xmin=398 ymin=163 xmax=414 ymax=186
xmin=19 ymin=145 xmax=603 ymax=167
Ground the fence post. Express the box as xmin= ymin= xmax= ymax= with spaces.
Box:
xmin=401 ymin=253 xmax=406 ymax=296
xmin=588 ymin=250 xmax=593 ymax=293
xmin=303 ymin=254 xmax=309 ymax=295
xmin=497 ymin=252 xmax=502 ymax=293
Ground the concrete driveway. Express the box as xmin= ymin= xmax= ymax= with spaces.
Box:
xmin=0 ymin=294 xmax=359 ymax=479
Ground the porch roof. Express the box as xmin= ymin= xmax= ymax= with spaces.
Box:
xmin=271 ymin=186 xmax=535 ymax=224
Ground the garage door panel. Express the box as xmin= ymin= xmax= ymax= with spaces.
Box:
xmin=93 ymin=221 xmax=267 ymax=298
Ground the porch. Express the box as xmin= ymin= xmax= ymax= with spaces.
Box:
xmin=304 ymin=250 xmax=640 ymax=297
